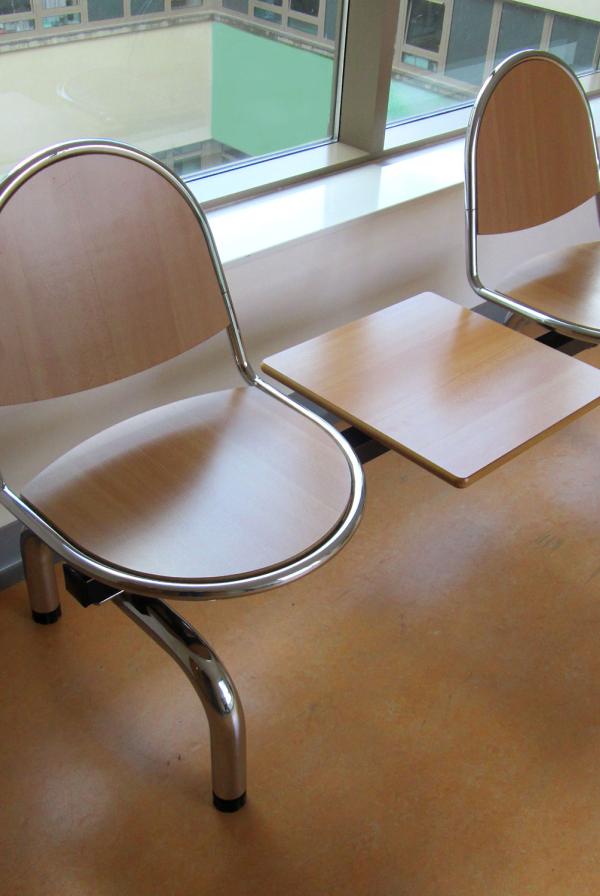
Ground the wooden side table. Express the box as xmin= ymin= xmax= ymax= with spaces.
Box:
xmin=262 ymin=292 xmax=600 ymax=487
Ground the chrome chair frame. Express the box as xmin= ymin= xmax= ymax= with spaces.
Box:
xmin=0 ymin=139 xmax=365 ymax=811
xmin=465 ymin=49 xmax=600 ymax=344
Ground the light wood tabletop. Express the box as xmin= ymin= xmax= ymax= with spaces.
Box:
xmin=262 ymin=292 xmax=600 ymax=487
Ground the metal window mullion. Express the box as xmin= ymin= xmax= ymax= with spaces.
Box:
xmin=591 ymin=23 xmax=600 ymax=73
xmin=31 ymin=0 xmax=45 ymax=32
xmin=539 ymin=13 xmax=552 ymax=51
xmin=392 ymin=0 xmax=408 ymax=68
xmin=338 ymin=0 xmax=401 ymax=154
xmin=329 ymin=0 xmax=348 ymax=138
xmin=437 ymin=0 xmax=453 ymax=71
xmin=484 ymin=0 xmax=503 ymax=77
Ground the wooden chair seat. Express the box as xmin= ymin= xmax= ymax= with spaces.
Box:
xmin=22 ymin=386 xmax=353 ymax=582
xmin=1 ymin=141 xmax=365 ymax=812
xmin=499 ymin=241 xmax=600 ymax=337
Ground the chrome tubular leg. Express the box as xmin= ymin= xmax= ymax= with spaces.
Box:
xmin=20 ymin=529 xmax=61 ymax=624
xmin=114 ymin=594 xmax=247 ymax=812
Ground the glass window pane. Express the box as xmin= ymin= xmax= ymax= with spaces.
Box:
xmin=254 ymin=7 xmax=281 ymax=24
xmin=222 ymin=0 xmax=248 ymax=11
xmin=388 ymin=0 xmax=600 ymax=130
xmin=388 ymin=0 xmax=481 ymax=125
xmin=0 ymin=0 xmax=30 ymax=14
xmin=550 ymin=14 xmax=600 ymax=73
xmin=444 ymin=0 xmax=494 ymax=86
xmin=0 ymin=4 xmax=343 ymax=179
xmin=405 ymin=0 xmax=445 ymax=53
xmin=171 ymin=0 xmax=202 ymax=7
xmin=288 ymin=16 xmax=318 ymax=35
xmin=323 ymin=0 xmax=337 ymax=41
xmin=494 ymin=2 xmax=544 ymax=67
xmin=88 ymin=0 xmax=123 ymax=20
xmin=43 ymin=12 xmax=81 ymax=26
xmin=290 ymin=0 xmax=318 ymax=15
xmin=131 ymin=0 xmax=164 ymax=13
xmin=0 ymin=16 xmax=33 ymax=30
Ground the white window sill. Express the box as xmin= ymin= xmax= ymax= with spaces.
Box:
xmin=203 ymin=137 xmax=464 ymax=265
xmin=190 ymin=141 xmax=368 ymax=208
xmin=202 ymin=93 xmax=600 ymax=268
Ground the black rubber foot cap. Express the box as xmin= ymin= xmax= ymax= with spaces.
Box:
xmin=213 ymin=791 xmax=246 ymax=813
xmin=32 ymin=606 xmax=62 ymax=625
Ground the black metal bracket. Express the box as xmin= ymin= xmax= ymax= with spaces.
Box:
xmin=63 ymin=564 xmax=122 ymax=607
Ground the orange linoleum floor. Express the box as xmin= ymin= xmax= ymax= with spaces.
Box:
xmin=2 ymin=388 xmax=600 ymax=895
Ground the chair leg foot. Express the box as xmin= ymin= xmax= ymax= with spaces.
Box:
xmin=114 ymin=594 xmax=246 ymax=811
xmin=20 ymin=530 xmax=61 ymax=624
xmin=213 ymin=791 xmax=247 ymax=813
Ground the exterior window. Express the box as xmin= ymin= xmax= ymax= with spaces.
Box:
xmin=494 ymin=2 xmax=545 ymax=68
xmin=254 ymin=7 xmax=281 ymax=22
xmin=88 ymin=0 xmax=124 ymax=20
xmin=0 ymin=0 xmax=343 ymax=180
xmin=290 ymin=0 xmax=318 ymax=14
xmin=401 ymin=51 xmax=437 ymax=71
xmin=389 ymin=0 xmax=600 ymax=126
xmin=0 ymin=0 xmax=30 ymax=13
xmin=0 ymin=16 xmax=33 ymax=28
xmin=405 ymin=0 xmax=445 ymax=53
xmin=0 ymin=0 xmax=597 ymax=188
xmin=288 ymin=16 xmax=318 ymax=34
xmin=43 ymin=12 xmax=81 ymax=26
xmin=131 ymin=0 xmax=164 ymax=13
xmin=550 ymin=14 xmax=600 ymax=73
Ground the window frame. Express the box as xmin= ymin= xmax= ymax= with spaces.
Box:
xmin=200 ymin=0 xmax=600 ymax=205
xmin=0 ymin=0 xmax=598 ymax=206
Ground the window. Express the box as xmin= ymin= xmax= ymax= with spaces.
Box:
xmin=0 ymin=0 xmax=30 ymax=12
xmin=405 ymin=0 xmax=445 ymax=53
xmin=388 ymin=0 xmax=600 ymax=126
xmin=43 ymin=12 xmax=81 ymax=26
xmin=0 ymin=1 xmax=598 ymax=193
xmin=0 ymin=0 xmax=344 ymax=180
xmin=550 ymin=12 xmax=600 ymax=73
xmin=87 ymin=0 xmax=123 ymax=20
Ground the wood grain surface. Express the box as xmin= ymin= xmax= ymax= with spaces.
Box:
xmin=0 ymin=152 xmax=228 ymax=405
xmin=475 ymin=57 xmax=599 ymax=235
xmin=22 ymin=386 xmax=353 ymax=580
xmin=262 ymin=292 xmax=600 ymax=486
xmin=499 ymin=241 xmax=600 ymax=334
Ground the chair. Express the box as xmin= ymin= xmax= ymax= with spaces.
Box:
xmin=0 ymin=139 xmax=364 ymax=811
xmin=465 ymin=49 xmax=600 ymax=342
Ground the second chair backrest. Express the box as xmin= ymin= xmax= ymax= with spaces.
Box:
xmin=466 ymin=50 xmax=600 ymax=236
xmin=0 ymin=142 xmax=232 ymax=406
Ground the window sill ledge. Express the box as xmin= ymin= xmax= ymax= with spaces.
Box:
xmin=204 ymin=93 xmax=600 ymax=268
xmin=204 ymin=137 xmax=465 ymax=266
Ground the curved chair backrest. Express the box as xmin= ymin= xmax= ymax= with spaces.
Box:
xmin=0 ymin=142 xmax=233 ymax=405
xmin=466 ymin=50 xmax=600 ymax=236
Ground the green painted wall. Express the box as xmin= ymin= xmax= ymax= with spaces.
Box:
xmin=211 ymin=22 xmax=334 ymax=157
